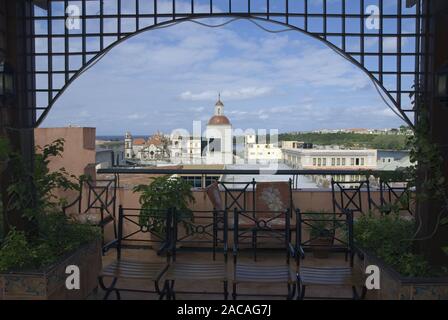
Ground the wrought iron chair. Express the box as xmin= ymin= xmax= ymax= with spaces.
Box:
xmin=231 ymin=208 xmax=299 ymax=300
xmin=296 ymin=209 xmax=366 ymax=300
xmin=331 ymin=178 xmax=372 ymax=215
xmin=63 ymin=176 xmax=117 ymax=253
xmin=164 ymin=208 xmax=229 ymax=300
xmin=378 ymin=179 xmax=414 ymax=216
xmin=247 ymin=180 xmax=296 ymax=261
xmin=97 ymin=206 xmax=171 ymax=300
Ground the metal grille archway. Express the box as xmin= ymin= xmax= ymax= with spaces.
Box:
xmin=29 ymin=0 xmax=424 ymax=128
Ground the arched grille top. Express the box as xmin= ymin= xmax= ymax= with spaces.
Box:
xmin=29 ymin=0 xmax=423 ymax=127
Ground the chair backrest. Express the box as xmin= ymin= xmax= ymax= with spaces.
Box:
xmin=296 ymin=209 xmax=354 ymax=265
xmin=331 ymin=179 xmax=371 ymax=215
xmin=233 ymin=208 xmax=293 ymax=264
xmin=220 ymin=179 xmax=256 ymax=212
xmin=116 ymin=205 xmax=172 ymax=261
xmin=255 ymin=180 xmax=293 ymax=218
xmin=171 ymin=208 xmax=228 ymax=262
xmin=379 ymin=179 xmax=413 ymax=215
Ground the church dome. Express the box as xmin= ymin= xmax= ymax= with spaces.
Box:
xmin=208 ymin=115 xmax=231 ymax=125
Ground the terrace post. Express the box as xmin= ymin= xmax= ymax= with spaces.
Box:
xmin=416 ymin=0 xmax=448 ymax=266
xmin=0 ymin=0 xmax=36 ymax=235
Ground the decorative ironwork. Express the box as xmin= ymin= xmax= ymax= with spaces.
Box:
xmin=25 ymin=0 xmax=422 ymax=127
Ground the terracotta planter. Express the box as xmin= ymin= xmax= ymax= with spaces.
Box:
xmin=310 ymin=236 xmax=334 ymax=259
xmin=355 ymin=247 xmax=448 ymax=300
xmin=0 ymin=240 xmax=102 ymax=300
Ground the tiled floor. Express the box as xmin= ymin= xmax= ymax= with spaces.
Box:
xmin=89 ymin=247 xmax=360 ymax=300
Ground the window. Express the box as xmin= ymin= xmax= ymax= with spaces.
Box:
xmin=318 ymin=158 xmax=322 ymax=166
xmin=351 ymin=158 xmax=355 ymax=166
xmin=313 ymin=158 xmax=317 ymax=166
xmin=361 ymin=158 xmax=365 ymax=166
xmin=323 ymin=158 xmax=327 ymax=166
xmin=356 ymin=158 xmax=360 ymax=166
xmin=182 ymin=176 xmax=202 ymax=188
xmin=331 ymin=158 xmax=336 ymax=166
xmin=342 ymin=158 xmax=346 ymax=166
xmin=337 ymin=158 xmax=341 ymax=166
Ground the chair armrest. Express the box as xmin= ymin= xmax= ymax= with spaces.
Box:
xmin=62 ymin=195 xmax=81 ymax=214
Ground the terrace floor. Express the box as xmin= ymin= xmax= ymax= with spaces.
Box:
xmin=89 ymin=247 xmax=364 ymax=300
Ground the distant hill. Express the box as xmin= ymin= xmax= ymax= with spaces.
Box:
xmin=279 ymin=132 xmax=409 ymax=150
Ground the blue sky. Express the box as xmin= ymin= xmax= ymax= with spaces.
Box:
xmin=41 ymin=10 xmax=413 ymax=136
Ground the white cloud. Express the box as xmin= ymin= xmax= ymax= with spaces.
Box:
xmin=180 ymin=87 xmax=273 ymax=101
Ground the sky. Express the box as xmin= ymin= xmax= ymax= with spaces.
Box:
xmin=40 ymin=4 xmax=413 ymax=136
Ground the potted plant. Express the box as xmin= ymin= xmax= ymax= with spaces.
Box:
xmin=354 ymin=213 xmax=448 ymax=299
xmin=133 ymin=175 xmax=195 ymax=247
xmin=0 ymin=139 xmax=102 ymax=300
xmin=308 ymin=213 xmax=335 ymax=259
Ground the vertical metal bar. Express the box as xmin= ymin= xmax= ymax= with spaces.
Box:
xmin=397 ymin=0 xmax=402 ymax=108
xmin=47 ymin=3 xmax=53 ymax=106
xmin=117 ymin=205 xmax=124 ymax=260
xmin=323 ymin=0 xmax=326 ymax=39
xmin=285 ymin=0 xmax=289 ymax=25
xmin=136 ymin=0 xmax=140 ymax=29
xmin=64 ymin=0 xmax=69 ymax=83
xmin=82 ymin=0 xmax=86 ymax=65
xmin=172 ymin=0 xmax=175 ymax=20
xmin=342 ymin=0 xmax=346 ymax=52
xmin=360 ymin=0 xmax=365 ymax=66
xmin=267 ymin=0 xmax=269 ymax=20
xmin=154 ymin=0 xmax=157 ymax=24
xmin=304 ymin=0 xmax=308 ymax=31
xmin=100 ymin=0 xmax=104 ymax=50
xmin=191 ymin=0 xmax=194 ymax=14
xmin=415 ymin=0 xmax=421 ymax=117
xmin=117 ymin=0 xmax=121 ymax=38
xmin=379 ymin=0 xmax=383 ymax=84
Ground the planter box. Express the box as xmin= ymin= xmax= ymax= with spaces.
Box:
xmin=0 ymin=240 xmax=102 ymax=300
xmin=355 ymin=246 xmax=448 ymax=300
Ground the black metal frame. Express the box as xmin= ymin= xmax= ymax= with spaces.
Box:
xmin=97 ymin=205 xmax=172 ymax=300
xmin=165 ymin=207 xmax=229 ymax=300
xmin=232 ymin=208 xmax=299 ymax=300
xmin=296 ymin=209 xmax=354 ymax=259
xmin=22 ymin=0 xmax=423 ymax=128
xmin=62 ymin=176 xmax=118 ymax=253
xmin=379 ymin=178 xmax=413 ymax=215
xmin=331 ymin=178 xmax=372 ymax=215
xmin=171 ymin=208 xmax=227 ymax=261
xmin=295 ymin=208 xmax=366 ymax=300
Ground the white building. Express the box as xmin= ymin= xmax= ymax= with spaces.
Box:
xmin=244 ymin=135 xmax=282 ymax=162
xmin=170 ymin=134 xmax=203 ymax=164
xmin=283 ymin=147 xmax=378 ymax=170
xmin=124 ymin=131 xmax=168 ymax=161
xmin=170 ymin=96 xmax=234 ymax=165
xmin=204 ymin=96 xmax=233 ymax=165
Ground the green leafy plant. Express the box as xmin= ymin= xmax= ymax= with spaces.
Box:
xmin=0 ymin=137 xmax=100 ymax=273
xmin=307 ymin=213 xmax=335 ymax=239
xmin=354 ymin=213 xmax=432 ymax=277
xmin=133 ymin=175 xmax=195 ymax=238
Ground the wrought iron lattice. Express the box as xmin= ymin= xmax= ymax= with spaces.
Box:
xmin=28 ymin=0 xmax=423 ymax=127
